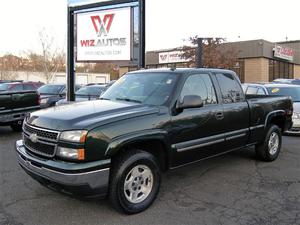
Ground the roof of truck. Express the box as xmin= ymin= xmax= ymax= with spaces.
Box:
xmin=128 ymin=68 xmax=236 ymax=75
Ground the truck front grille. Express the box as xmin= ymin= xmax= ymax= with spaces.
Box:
xmin=24 ymin=135 xmax=56 ymax=157
xmin=23 ymin=123 xmax=59 ymax=141
xmin=22 ymin=123 xmax=60 ymax=158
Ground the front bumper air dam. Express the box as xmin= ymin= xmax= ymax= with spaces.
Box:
xmin=15 ymin=140 xmax=110 ymax=197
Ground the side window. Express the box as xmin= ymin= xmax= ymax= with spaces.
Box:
xmin=11 ymin=84 xmax=23 ymax=91
xmin=257 ymin=88 xmax=266 ymax=95
xmin=216 ymin=73 xmax=244 ymax=103
xmin=246 ymin=86 xmax=258 ymax=95
xmin=180 ymin=74 xmax=217 ymax=105
xmin=23 ymin=84 xmax=35 ymax=91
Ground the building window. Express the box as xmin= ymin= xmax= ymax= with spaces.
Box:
xmin=269 ymin=59 xmax=294 ymax=81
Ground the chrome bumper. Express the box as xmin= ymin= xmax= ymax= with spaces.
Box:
xmin=15 ymin=140 xmax=110 ymax=196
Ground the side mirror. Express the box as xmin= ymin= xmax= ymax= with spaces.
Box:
xmin=176 ymin=95 xmax=204 ymax=110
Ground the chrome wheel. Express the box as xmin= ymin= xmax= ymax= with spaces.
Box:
xmin=124 ymin=165 xmax=153 ymax=204
xmin=268 ymin=132 xmax=279 ymax=155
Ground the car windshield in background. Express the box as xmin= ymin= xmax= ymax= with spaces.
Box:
xmin=101 ymin=73 xmax=179 ymax=106
xmin=38 ymin=85 xmax=64 ymax=94
xmin=0 ymin=83 xmax=9 ymax=91
xmin=76 ymin=86 xmax=104 ymax=96
xmin=267 ymin=87 xmax=300 ymax=102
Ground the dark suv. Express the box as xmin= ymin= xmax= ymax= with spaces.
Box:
xmin=38 ymin=84 xmax=81 ymax=108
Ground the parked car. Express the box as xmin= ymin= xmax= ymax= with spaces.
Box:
xmin=243 ymin=83 xmax=300 ymax=134
xmin=16 ymin=68 xmax=293 ymax=214
xmin=0 ymin=82 xmax=43 ymax=92
xmin=0 ymin=90 xmax=40 ymax=131
xmin=104 ymin=80 xmax=116 ymax=91
xmin=38 ymin=84 xmax=81 ymax=108
xmin=56 ymin=85 xmax=106 ymax=106
xmin=273 ymin=78 xmax=300 ymax=85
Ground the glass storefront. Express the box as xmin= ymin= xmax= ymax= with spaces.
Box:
xmin=269 ymin=59 xmax=294 ymax=81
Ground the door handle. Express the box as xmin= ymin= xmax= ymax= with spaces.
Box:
xmin=215 ymin=112 xmax=224 ymax=120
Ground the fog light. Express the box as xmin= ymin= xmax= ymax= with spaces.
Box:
xmin=57 ymin=147 xmax=85 ymax=160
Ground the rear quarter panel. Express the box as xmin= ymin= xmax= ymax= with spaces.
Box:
xmin=246 ymin=95 xmax=293 ymax=143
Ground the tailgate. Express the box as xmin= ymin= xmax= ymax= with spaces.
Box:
xmin=0 ymin=91 xmax=39 ymax=112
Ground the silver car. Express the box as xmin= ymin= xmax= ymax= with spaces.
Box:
xmin=243 ymin=83 xmax=300 ymax=134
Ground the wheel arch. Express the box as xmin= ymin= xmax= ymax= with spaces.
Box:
xmin=106 ymin=130 xmax=171 ymax=171
xmin=265 ymin=110 xmax=286 ymax=132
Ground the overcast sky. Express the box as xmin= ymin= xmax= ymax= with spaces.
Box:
xmin=0 ymin=0 xmax=300 ymax=56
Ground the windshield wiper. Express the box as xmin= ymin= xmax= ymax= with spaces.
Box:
xmin=116 ymin=98 xmax=142 ymax=103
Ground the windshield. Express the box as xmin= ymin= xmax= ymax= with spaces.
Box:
xmin=101 ymin=72 xmax=179 ymax=106
xmin=38 ymin=85 xmax=64 ymax=94
xmin=76 ymin=86 xmax=104 ymax=96
xmin=267 ymin=87 xmax=300 ymax=102
xmin=0 ymin=83 xmax=9 ymax=91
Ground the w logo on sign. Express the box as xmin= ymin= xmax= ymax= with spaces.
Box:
xmin=91 ymin=14 xmax=115 ymax=37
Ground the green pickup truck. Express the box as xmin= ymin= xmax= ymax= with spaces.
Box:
xmin=16 ymin=69 xmax=293 ymax=214
xmin=0 ymin=91 xmax=40 ymax=131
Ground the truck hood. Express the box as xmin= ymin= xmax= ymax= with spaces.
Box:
xmin=27 ymin=100 xmax=159 ymax=131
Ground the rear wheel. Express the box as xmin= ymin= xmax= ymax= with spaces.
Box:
xmin=10 ymin=121 xmax=23 ymax=132
xmin=256 ymin=125 xmax=282 ymax=161
xmin=109 ymin=149 xmax=161 ymax=214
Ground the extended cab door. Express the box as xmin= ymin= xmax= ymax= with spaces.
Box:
xmin=170 ymin=73 xmax=226 ymax=167
xmin=214 ymin=73 xmax=250 ymax=150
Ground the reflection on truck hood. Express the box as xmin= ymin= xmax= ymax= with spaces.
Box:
xmin=27 ymin=100 xmax=159 ymax=131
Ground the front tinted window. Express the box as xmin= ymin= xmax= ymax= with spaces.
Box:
xmin=216 ymin=73 xmax=244 ymax=103
xmin=101 ymin=73 xmax=179 ymax=106
xmin=267 ymin=87 xmax=300 ymax=102
xmin=180 ymin=74 xmax=217 ymax=105
xmin=38 ymin=85 xmax=64 ymax=94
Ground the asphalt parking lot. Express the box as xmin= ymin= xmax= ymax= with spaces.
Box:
xmin=1 ymin=127 xmax=300 ymax=225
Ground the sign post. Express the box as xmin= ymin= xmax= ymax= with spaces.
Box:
xmin=67 ymin=0 xmax=145 ymax=101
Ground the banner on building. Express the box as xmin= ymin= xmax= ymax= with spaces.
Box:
xmin=159 ymin=51 xmax=189 ymax=64
xmin=274 ymin=45 xmax=294 ymax=61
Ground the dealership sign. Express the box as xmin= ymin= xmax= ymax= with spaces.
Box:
xmin=76 ymin=7 xmax=131 ymax=61
xmin=68 ymin=0 xmax=111 ymax=7
xmin=274 ymin=45 xmax=294 ymax=61
xmin=159 ymin=51 xmax=188 ymax=64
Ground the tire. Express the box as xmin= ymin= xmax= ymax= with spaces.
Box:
xmin=255 ymin=125 xmax=282 ymax=162
xmin=10 ymin=121 xmax=23 ymax=132
xmin=109 ymin=149 xmax=161 ymax=214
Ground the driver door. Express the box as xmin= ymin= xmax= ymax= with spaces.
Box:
xmin=170 ymin=73 xmax=226 ymax=167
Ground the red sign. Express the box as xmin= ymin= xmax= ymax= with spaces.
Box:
xmin=274 ymin=45 xmax=294 ymax=61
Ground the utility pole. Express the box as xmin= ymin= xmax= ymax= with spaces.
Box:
xmin=196 ymin=38 xmax=203 ymax=68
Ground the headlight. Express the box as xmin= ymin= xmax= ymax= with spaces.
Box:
xmin=56 ymin=147 xmax=85 ymax=160
xmin=59 ymin=130 xmax=88 ymax=143
xmin=292 ymin=112 xmax=300 ymax=119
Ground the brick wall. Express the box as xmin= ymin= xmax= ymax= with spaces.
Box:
xmin=244 ymin=58 xmax=269 ymax=83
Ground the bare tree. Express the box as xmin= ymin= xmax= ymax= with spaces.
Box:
xmin=0 ymin=54 xmax=19 ymax=80
xmin=38 ymin=28 xmax=65 ymax=83
xmin=182 ymin=37 xmax=238 ymax=69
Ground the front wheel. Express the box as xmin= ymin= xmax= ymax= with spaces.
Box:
xmin=256 ymin=125 xmax=282 ymax=162
xmin=109 ymin=150 xmax=161 ymax=214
